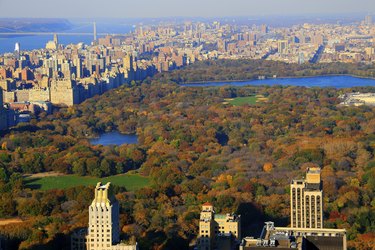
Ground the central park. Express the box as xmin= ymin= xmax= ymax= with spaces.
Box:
xmin=0 ymin=60 xmax=374 ymax=249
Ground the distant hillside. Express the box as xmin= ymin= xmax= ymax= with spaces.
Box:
xmin=0 ymin=18 xmax=72 ymax=33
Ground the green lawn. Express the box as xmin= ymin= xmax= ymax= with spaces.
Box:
xmin=227 ymin=96 xmax=258 ymax=106
xmin=25 ymin=173 xmax=150 ymax=191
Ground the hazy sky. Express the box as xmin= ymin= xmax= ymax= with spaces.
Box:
xmin=0 ymin=0 xmax=374 ymax=18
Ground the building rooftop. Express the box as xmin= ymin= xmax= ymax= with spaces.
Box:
xmin=91 ymin=182 xmax=116 ymax=207
xmin=215 ymin=213 xmax=241 ymax=222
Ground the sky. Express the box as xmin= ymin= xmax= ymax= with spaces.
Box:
xmin=0 ymin=0 xmax=374 ymax=18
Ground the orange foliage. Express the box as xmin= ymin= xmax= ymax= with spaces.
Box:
xmin=263 ymin=162 xmax=273 ymax=172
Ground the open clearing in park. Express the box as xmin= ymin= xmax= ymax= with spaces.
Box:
xmin=224 ymin=95 xmax=268 ymax=106
xmin=25 ymin=173 xmax=150 ymax=191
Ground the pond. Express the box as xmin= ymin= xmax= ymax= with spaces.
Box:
xmin=89 ymin=131 xmax=138 ymax=146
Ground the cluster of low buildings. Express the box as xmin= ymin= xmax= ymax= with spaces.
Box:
xmin=196 ymin=167 xmax=347 ymax=250
xmin=339 ymin=92 xmax=375 ymax=106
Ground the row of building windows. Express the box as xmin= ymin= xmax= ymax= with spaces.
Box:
xmin=91 ymin=216 xmax=110 ymax=219
xmin=90 ymin=229 xmax=111 ymax=233
xmin=90 ymin=207 xmax=111 ymax=212
xmin=90 ymin=235 xmax=111 ymax=239
xmin=90 ymin=243 xmax=111 ymax=247
xmin=90 ymin=238 xmax=111 ymax=242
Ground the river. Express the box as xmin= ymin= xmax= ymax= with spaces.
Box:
xmin=0 ymin=22 xmax=134 ymax=54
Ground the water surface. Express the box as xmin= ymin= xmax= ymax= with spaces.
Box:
xmin=181 ymin=76 xmax=375 ymax=88
xmin=89 ymin=131 xmax=138 ymax=146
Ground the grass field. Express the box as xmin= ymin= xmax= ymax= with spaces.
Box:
xmin=226 ymin=96 xmax=257 ymax=106
xmin=25 ymin=173 xmax=150 ymax=191
xmin=224 ymin=95 xmax=268 ymax=106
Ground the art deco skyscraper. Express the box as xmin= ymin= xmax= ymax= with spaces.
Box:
xmin=87 ymin=182 xmax=121 ymax=250
xmin=290 ymin=167 xmax=323 ymax=229
xmin=71 ymin=182 xmax=137 ymax=250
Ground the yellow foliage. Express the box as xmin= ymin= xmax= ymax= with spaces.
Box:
xmin=217 ymin=174 xmax=227 ymax=183
xmin=216 ymin=174 xmax=233 ymax=185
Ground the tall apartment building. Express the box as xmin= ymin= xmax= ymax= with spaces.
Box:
xmin=277 ymin=40 xmax=289 ymax=54
xmin=50 ymin=78 xmax=80 ymax=106
xmin=365 ymin=15 xmax=372 ymax=26
xmin=71 ymin=182 xmax=138 ymax=250
xmin=241 ymin=167 xmax=346 ymax=250
xmin=0 ymin=89 xmax=8 ymax=130
xmin=290 ymin=167 xmax=323 ymax=229
xmin=197 ymin=202 xmax=241 ymax=250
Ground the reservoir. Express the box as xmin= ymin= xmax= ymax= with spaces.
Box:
xmin=89 ymin=131 xmax=138 ymax=146
xmin=181 ymin=75 xmax=375 ymax=88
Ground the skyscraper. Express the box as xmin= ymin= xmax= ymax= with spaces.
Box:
xmin=46 ymin=35 xmax=58 ymax=50
xmin=277 ymin=40 xmax=289 ymax=54
xmin=73 ymin=58 xmax=83 ymax=79
xmin=53 ymin=34 xmax=59 ymax=47
xmin=71 ymin=182 xmax=138 ymax=250
xmin=365 ymin=15 xmax=372 ymax=26
xmin=87 ymin=182 xmax=120 ymax=249
xmin=290 ymin=167 xmax=323 ymax=229
xmin=0 ymin=89 xmax=8 ymax=130
xmin=93 ymin=22 xmax=97 ymax=42
xmin=261 ymin=24 xmax=269 ymax=34
xmin=14 ymin=42 xmax=20 ymax=60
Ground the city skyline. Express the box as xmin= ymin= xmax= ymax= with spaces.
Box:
xmin=0 ymin=0 xmax=374 ymax=18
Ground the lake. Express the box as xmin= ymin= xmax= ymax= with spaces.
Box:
xmin=89 ymin=131 xmax=138 ymax=146
xmin=181 ymin=75 xmax=375 ymax=88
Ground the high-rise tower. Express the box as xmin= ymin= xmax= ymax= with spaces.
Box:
xmin=87 ymin=182 xmax=120 ymax=250
xmin=71 ymin=182 xmax=138 ymax=250
xmin=93 ymin=22 xmax=97 ymax=42
xmin=290 ymin=167 xmax=323 ymax=229
xmin=14 ymin=42 xmax=20 ymax=60
xmin=0 ymin=89 xmax=8 ymax=130
xmin=365 ymin=15 xmax=372 ymax=26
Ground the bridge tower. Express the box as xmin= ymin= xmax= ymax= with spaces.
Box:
xmin=93 ymin=22 xmax=97 ymax=42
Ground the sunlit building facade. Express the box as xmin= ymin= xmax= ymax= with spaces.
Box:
xmin=290 ymin=167 xmax=323 ymax=229
xmin=197 ymin=202 xmax=241 ymax=250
